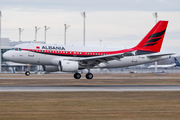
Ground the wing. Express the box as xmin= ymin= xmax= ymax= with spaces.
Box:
xmin=68 ymin=53 xmax=124 ymax=67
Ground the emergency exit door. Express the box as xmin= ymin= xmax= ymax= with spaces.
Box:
xmin=28 ymin=45 xmax=34 ymax=57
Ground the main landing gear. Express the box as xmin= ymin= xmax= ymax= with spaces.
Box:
xmin=74 ymin=73 xmax=81 ymax=79
xmin=86 ymin=73 xmax=93 ymax=79
xmin=74 ymin=72 xmax=93 ymax=79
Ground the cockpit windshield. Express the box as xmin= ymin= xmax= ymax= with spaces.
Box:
xmin=11 ymin=48 xmax=22 ymax=51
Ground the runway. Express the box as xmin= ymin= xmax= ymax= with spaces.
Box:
xmin=0 ymin=85 xmax=180 ymax=92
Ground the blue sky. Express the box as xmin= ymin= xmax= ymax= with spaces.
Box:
xmin=0 ymin=0 xmax=180 ymax=54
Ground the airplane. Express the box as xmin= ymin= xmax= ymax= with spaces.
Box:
xmin=174 ymin=57 xmax=180 ymax=67
xmin=3 ymin=20 xmax=174 ymax=79
xmin=148 ymin=57 xmax=180 ymax=69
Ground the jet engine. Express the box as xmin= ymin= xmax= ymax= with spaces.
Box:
xmin=43 ymin=60 xmax=79 ymax=72
xmin=59 ymin=60 xmax=79 ymax=72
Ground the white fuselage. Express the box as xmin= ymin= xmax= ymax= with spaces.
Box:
xmin=3 ymin=43 xmax=171 ymax=70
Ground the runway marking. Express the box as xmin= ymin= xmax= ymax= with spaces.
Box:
xmin=0 ymin=85 xmax=180 ymax=92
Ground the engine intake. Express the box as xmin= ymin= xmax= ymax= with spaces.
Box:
xmin=60 ymin=60 xmax=79 ymax=72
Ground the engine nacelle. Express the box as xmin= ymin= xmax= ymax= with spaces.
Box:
xmin=60 ymin=60 xmax=79 ymax=72
xmin=42 ymin=65 xmax=59 ymax=72
xmin=43 ymin=60 xmax=79 ymax=72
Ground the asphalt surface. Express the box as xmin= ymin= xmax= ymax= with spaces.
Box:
xmin=0 ymin=85 xmax=180 ymax=92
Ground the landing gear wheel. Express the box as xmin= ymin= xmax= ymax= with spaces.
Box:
xmin=25 ymin=71 xmax=30 ymax=76
xmin=74 ymin=73 xmax=81 ymax=79
xmin=86 ymin=73 xmax=93 ymax=79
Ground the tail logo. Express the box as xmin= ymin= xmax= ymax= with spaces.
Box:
xmin=143 ymin=29 xmax=166 ymax=47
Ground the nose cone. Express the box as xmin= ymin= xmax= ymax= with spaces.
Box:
xmin=3 ymin=51 xmax=11 ymax=61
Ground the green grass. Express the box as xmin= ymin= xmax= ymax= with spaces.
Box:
xmin=0 ymin=92 xmax=180 ymax=120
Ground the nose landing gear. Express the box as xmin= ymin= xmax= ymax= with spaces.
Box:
xmin=25 ymin=64 xmax=31 ymax=76
xmin=25 ymin=71 xmax=30 ymax=76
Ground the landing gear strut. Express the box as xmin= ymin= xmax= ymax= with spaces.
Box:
xmin=86 ymin=73 xmax=93 ymax=79
xmin=25 ymin=64 xmax=31 ymax=76
xmin=25 ymin=71 xmax=30 ymax=76
xmin=74 ymin=73 xmax=81 ymax=79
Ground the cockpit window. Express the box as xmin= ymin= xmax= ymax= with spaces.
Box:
xmin=11 ymin=48 xmax=22 ymax=51
xmin=12 ymin=48 xmax=22 ymax=51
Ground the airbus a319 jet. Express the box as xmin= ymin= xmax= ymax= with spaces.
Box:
xmin=3 ymin=21 xmax=174 ymax=79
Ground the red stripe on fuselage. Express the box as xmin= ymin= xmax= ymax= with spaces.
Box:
xmin=21 ymin=48 xmax=135 ymax=56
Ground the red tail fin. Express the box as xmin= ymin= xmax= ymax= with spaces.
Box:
xmin=133 ymin=21 xmax=168 ymax=52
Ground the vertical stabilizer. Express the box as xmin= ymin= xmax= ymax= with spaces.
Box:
xmin=133 ymin=21 xmax=168 ymax=52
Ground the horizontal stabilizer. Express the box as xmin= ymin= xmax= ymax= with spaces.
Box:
xmin=147 ymin=53 xmax=175 ymax=59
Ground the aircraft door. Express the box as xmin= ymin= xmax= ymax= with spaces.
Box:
xmin=28 ymin=45 xmax=34 ymax=57
xmin=132 ymin=55 xmax=137 ymax=62
xmin=131 ymin=51 xmax=137 ymax=62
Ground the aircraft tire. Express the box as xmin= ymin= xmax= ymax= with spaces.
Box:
xmin=74 ymin=73 xmax=81 ymax=79
xmin=86 ymin=73 xmax=93 ymax=79
xmin=25 ymin=71 xmax=30 ymax=76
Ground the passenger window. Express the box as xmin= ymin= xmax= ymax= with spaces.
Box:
xmin=15 ymin=48 xmax=18 ymax=51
